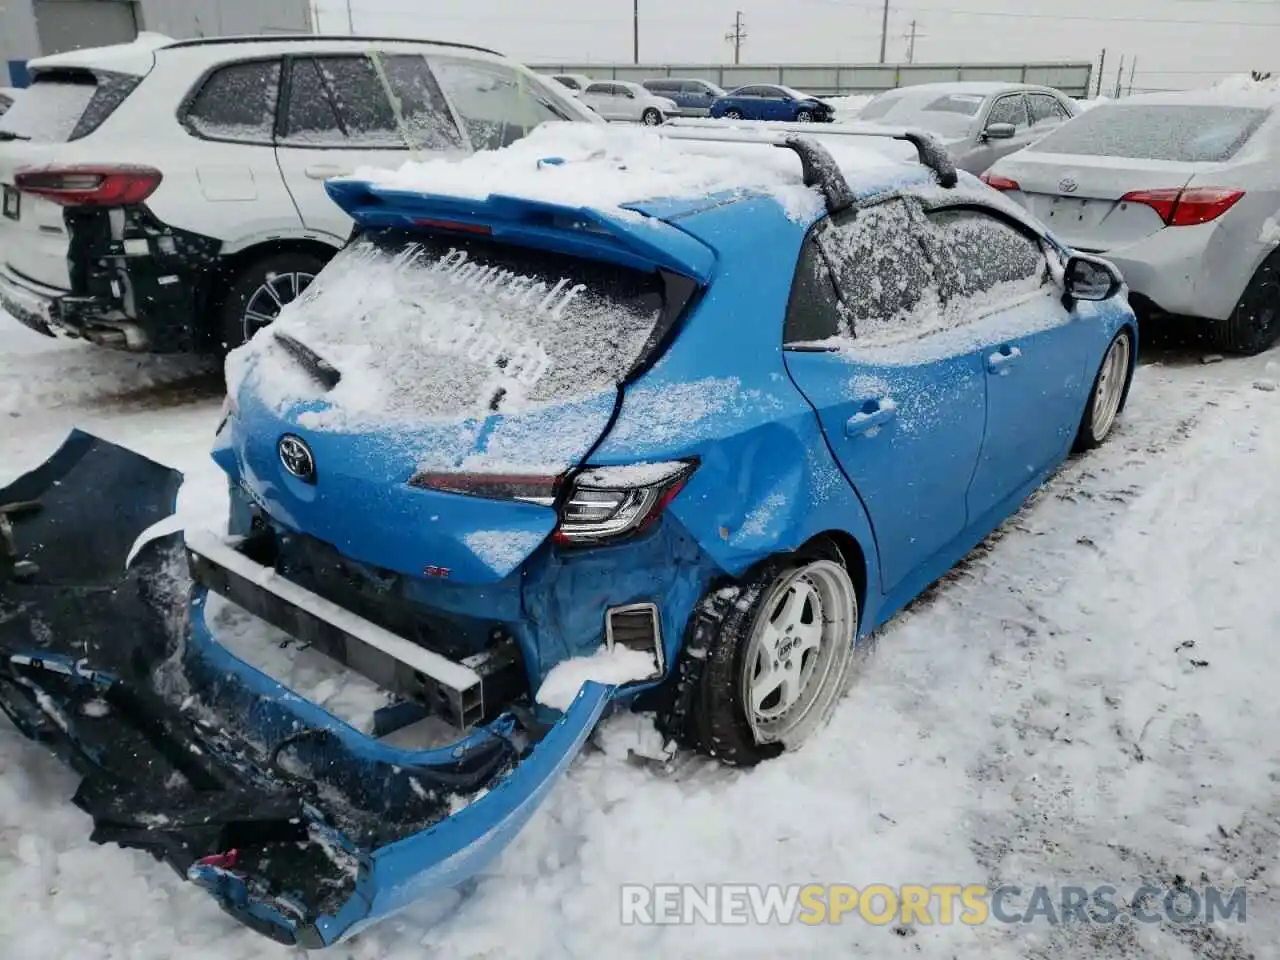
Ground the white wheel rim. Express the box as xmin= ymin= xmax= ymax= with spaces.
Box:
xmin=740 ymin=559 xmax=855 ymax=745
xmin=1091 ymin=334 xmax=1130 ymax=441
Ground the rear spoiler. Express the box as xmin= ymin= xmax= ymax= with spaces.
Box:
xmin=323 ymin=180 xmax=717 ymax=283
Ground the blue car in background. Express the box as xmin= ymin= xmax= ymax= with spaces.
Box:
xmin=0 ymin=124 xmax=1136 ymax=947
xmin=710 ymin=83 xmax=837 ymax=122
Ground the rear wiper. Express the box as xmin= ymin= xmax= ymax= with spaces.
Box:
xmin=0 ymin=131 xmax=31 ymax=142
xmin=273 ymin=332 xmax=342 ymax=390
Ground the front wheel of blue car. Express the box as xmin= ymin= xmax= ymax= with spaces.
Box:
xmin=691 ymin=544 xmax=858 ymax=766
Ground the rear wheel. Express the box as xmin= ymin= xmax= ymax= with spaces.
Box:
xmin=691 ymin=543 xmax=857 ymax=766
xmin=1214 ymin=253 xmax=1280 ymax=356
xmin=641 ymin=107 xmax=663 ymax=125
xmin=724 ymin=108 xmax=743 ymax=120
xmin=1074 ymin=329 xmax=1133 ymax=452
xmin=217 ymin=251 xmax=326 ymax=352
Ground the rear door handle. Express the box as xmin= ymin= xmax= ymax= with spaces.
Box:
xmin=846 ymin=398 xmax=898 ymax=436
xmin=987 ymin=345 xmax=1022 ymax=375
xmin=304 ymin=164 xmax=352 ymax=180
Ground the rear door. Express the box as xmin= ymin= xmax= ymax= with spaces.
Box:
xmin=581 ymin=82 xmax=622 ymax=119
xmin=272 ymin=52 xmax=465 ymax=244
xmin=684 ymin=81 xmax=719 ymax=116
xmin=923 ymin=205 xmax=1088 ymax=521
xmin=782 ymin=197 xmax=988 ymax=595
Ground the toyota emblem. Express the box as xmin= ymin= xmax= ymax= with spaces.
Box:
xmin=278 ymin=434 xmax=316 ymax=483
xmin=1059 ymin=177 xmax=1079 ymax=194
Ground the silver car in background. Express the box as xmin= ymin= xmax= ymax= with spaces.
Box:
xmin=857 ymin=81 xmax=1079 ymax=174
xmin=580 ymin=80 xmax=677 ymax=125
xmin=984 ymin=90 xmax=1280 ymax=354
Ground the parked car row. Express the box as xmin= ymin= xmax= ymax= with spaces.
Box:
xmin=546 ymin=72 xmax=836 ymax=124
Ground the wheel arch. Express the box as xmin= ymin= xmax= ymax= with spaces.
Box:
xmin=804 ymin=529 xmax=868 ymax=620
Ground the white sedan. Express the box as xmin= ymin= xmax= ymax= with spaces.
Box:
xmin=580 ymin=80 xmax=677 ymax=125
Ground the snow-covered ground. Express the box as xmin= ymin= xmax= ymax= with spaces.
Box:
xmin=3 ymin=314 xmax=1280 ymax=959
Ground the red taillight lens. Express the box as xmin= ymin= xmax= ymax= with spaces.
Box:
xmin=408 ymin=471 xmax=560 ymax=505
xmin=980 ymin=172 xmax=1020 ymax=191
xmin=1121 ymin=187 xmax=1244 ymax=227
xmin=14 ymin=165 xmax=163 ymax=207
xmin=412 ymin=217 xmax=493 ymax=235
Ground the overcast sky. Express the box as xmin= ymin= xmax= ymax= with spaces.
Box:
xmin=315 ymin=0 xmax=1279 ymax=91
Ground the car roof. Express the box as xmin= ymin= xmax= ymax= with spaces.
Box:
xmin=28 ymin=32 xmax=507 ymax=77
xmin=1104 ymin=87 xmax=1280 ymax=109
xmin=875 ymin=81 xmax=1057 ymax=98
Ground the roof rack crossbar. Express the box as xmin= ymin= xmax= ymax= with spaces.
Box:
xmin=161 ymin=35 xmax=502 ymax=56
xmin=657 ymin=127 xmax=855 ymax=213
xmin=663 ymin=118 xmax=959 ymax=189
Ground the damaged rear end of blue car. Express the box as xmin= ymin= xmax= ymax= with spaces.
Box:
xmin=0 ymin=158 xmax=863 ymax=945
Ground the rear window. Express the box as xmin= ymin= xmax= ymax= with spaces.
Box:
xmin=0 ymin=69 xmax=138 ymax=142
xmin=245 ymin=229 xmax=675 ymax=424
xmin=858 ymin=91 xmax=905 ymax=120
xmin=924 ymin=93 xmax=984 ymax=117
xmin=1029 ymin=104 xmax=1269 ymax=162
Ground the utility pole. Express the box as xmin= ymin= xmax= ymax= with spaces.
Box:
xmin=1096 ymin=47 xmax=1107 ymax=99
xmin=725 ymin=11 xmax=746 ymax=66
xmin=633 ymin=0 xmax=639 ymax=65
xmin=1114 ymin=54 xmax=1125 ymax=98
xmin=904 ymin=20 xmax=924 ymax=64
xmin=1127 ymin=56 xmax=1137 ymax=96
xmin=878 ymin=0 xmax=890 ymax=64
xmin=345 ymin=0 xmax=355 ymax=34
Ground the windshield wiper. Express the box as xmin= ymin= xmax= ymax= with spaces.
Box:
xmin=273 ymin=332 xmax=342 ymax=390
xmin=0 ymin=131 xmax=31 ymax=142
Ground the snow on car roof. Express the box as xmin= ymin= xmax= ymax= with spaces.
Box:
xmin=341 ymin=122 xmax=909 ymax=225
xmin=28 ymin=31 xmax=173 ymax=75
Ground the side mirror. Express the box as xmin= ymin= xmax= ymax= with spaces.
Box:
xmin=984 ymin=121 xmax=1016 ymax=140
xmin=1063 ymin=254 xmax=1122 ymax=302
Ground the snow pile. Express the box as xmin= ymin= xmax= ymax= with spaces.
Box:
xmin=1213 ymin=73 xmax=1280 ymax=94
xmin=536 ymin=644 xmax=658 ymax=711
xmin=342 ymin=122 xmax=838 ymax=222
xmin=1074 ymin=95 xmax=1109 ymax=111
xmin=826 ymin=93 xmax=874 ymax=121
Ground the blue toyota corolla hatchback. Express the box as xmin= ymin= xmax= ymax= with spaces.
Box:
xmin=0 ymin=123 xmax=1136 ymax=946
xmin=710 ymin=83 xmax=836 ymax=122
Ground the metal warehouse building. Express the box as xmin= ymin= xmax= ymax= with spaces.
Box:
xmin=1 ymin=0 xmax=314 ymax=86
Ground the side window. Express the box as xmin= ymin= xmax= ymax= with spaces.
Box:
xmin=784 ymin=227 xmax=846 ymax=344
xmin=986 ymin=95 xmax=1029 ymax=129
xmin=283 ymin=55 xmax=462 ymax=149
xmin=1028 ymin=93 xmax=1069 ymax=126
xmin=927 ymin=208 xmax=1048 ymax=300
xmin=430 ymin=57 xmax=563 ymax=151
xmin=819 ymin=198 xmax=939 ymax=342
xmin=585 ymin=83 xmax=610 ymax=95
xmin=184 ymin=59 xmax=281 ymax=142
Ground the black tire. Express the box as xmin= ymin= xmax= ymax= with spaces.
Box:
xmin=687 ymin=541 xmax=857 ymax=767
xmin=641 ymin=107 xmax=663 ymax=126
xmin=1073 ymin=328 xmax=1134 ymax=452
xmin=1214 ymin=253 xmax=1280 ymax=356
xmin=216 ymin=251 xmax=328 ymax=353
xmin=724 ymin=108 xmax=743 ymax=120
xmin=795 ymin=109 xmax=814 ymax=122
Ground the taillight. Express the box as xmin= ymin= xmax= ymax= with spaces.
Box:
xmin=1120 ymin=187 xmax=1244 ymax=227
xmin=14 ymin=165 xmax=162 ymax=207
xmin=408 ymin=460 xmax=696 ymax=545
xmin=553 ymin=461 xmax=696 ymax=544
xmin=981 ymin=172 xmax=1020 ymax=191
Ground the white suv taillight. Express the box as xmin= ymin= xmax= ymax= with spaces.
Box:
xmin=409 ymin=460 xmax=696 ymax=545
xmin=15 ymin=165 xmax=162 ymax=207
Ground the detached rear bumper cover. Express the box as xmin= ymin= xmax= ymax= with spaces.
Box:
xmin=1 ymin=432 xmax=613 ymax=947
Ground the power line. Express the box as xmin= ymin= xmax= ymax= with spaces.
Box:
xmin=793 ymin=0 xmax=1280 ymax=28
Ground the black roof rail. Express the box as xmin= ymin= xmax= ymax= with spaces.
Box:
xmin=662 ymin=118 xmax=960 ymax=189
xmin=161 ymin=34 xmax=503 ymax=57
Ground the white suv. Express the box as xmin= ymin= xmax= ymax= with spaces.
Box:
xmin=0 ymin=34 xmax=598 ymax=353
